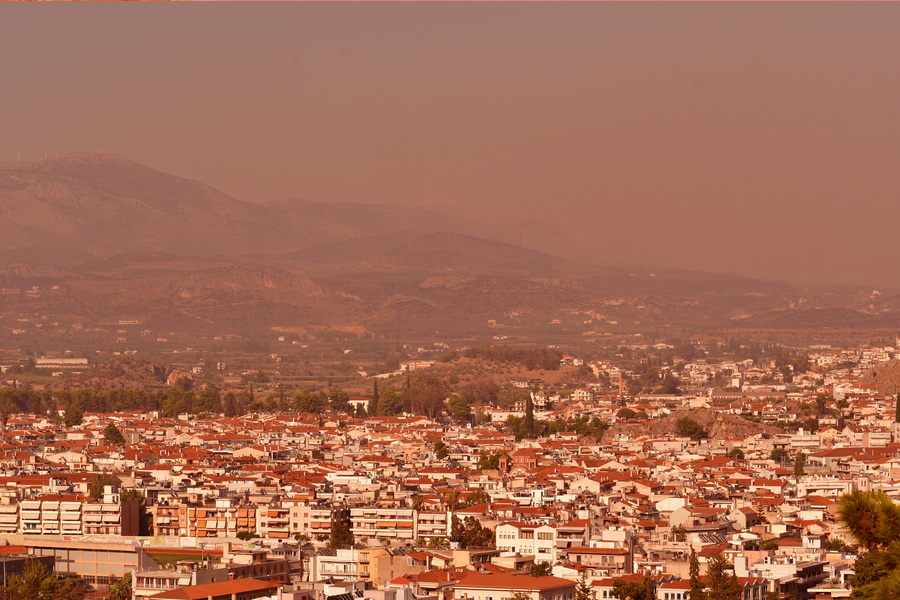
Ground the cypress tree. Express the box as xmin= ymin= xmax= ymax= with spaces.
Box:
xmin=371 ymin=379 xmax=379 ymax=417
xmin=523 ymin=397 xmax=535 ymax=439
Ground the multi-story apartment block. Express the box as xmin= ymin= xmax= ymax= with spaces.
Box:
xmin=415 ymin=510 xmax=451 ymax=542
xmin=83 ymin=487 xmax=140 ymax=536
xmin=495 ymin=522 xmax=558 ymax=562
xmin=0 ymin=503 xmax=18 ymax=534
xmin=284 ymin=501 xmax=344 ymax=541
xmin=314 ymin=547 xmax=359 ymax=582
xmin=152 ymin=502 xmax=184 ymax=537
xmin=351 ymin=506 xmax=415 ymax=542
xmin=148 ymin=498 xmax=251 ymax=539
xmin=18 ymin=488 xmax=137 ymax=536
xmin=258 ymin=504 xmax=291 ymax=540
xmin=151 ymin=497 xmax=347 ymax=542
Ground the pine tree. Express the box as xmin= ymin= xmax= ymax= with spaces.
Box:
xmin=110 ymin=574 xmax=132 ymax=600
xmin=705 ymin=554 xmax=740 ymax=600
xmin=689 ymin=547 xmax=705 ymax=600
xmin=103 ymin=423 xmax=126 ymax=444
xmin=575 ymin=572 xmax=595 ymax=600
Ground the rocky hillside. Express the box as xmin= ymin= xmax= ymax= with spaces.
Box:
xmin=860 ymin=360 xmax=900 ymax=396
xmin=55 ymin=358 xmax=173 ymax=391
xmin=602 ymin=408 xmax=780 ymax=442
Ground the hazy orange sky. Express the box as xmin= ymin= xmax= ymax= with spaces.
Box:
xmin=2 ymin=3 xmax=899 ymax=287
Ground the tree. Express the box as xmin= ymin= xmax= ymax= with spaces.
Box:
xmin=726 ymin=448 xmax=744 ymax=460
xmin=616 ymin=408 xmax=636 ymax=420
xmin=816 ymin=394 xmax=829 ymax=416
xmin=477 ymin=452 xmax=502 ymax=471
xmin=770 ymin=448 xmax=791 ymax=464
xmin=223 ymin=392 xmax=238 ymax=417
xmin=109 ymin=574 xmax=131 ymax=600
xmin=575 ymin=572 xmax=595 ymax=600
xmin=236 ymin=531 xmax=257 ymax=541
xmin=462 ymin=376 xmax=500 ymax=407
xmin=659 ymin=372 xmax=681 ymax=395
xmin=448 ymin=396 xmax=472 ymax=422
xmin=63 ymin=405 xmax=83 ymax=427
xmin=434 ymin=440 xmax=449 ymax=460
xmin=839 ymin=490 xmax=900 ymax=552
xmin=294 ymin=390 xmax=325 ymax=414
xmin=794 ymin=451 xmax=806 ymax=478
xmin=328 ymin=512 xmax=353 ymax=549
xmin=530 ymin=562 xmax=553 ymax=577
xmin=4 ymin=558 xmax=83 ymax=600
xmin=837 ymin=490 xmax=900 ymax=599
xmin=378 ymin=388 xmax=403 ymax=416
xmin=103 ymin=423 xmax=126 ymax=444
xmin=56 ymin=578 xmax=84 ymax=600
xmin=328 ymin=388 xmax=350 ymax=412
xmin=689 ymin=547 xmax=705 ymax=600
xmin=705 ymin=554 xmax=741 ymax=600
xmin=370 ymin=380 xmax=379 ymax=417
xmin=195 ymin=385 xmax=222 ymax=414
xmin=895 ymin=393 xmax=900 ymax=423
xmin=611 ymin=577 xmax=654 ymax=600
xmin=88 ymin=473 xmax=114 ymax=499
xmin=406 ymin=376 xmax=447 ymax=418
xmin=450 ymin=515 xmax=494 ymax=549
xmin=676 ymin=417 xmax=706 ymax=441
xmin=465 ymin=489 xmax=490 ymax=508
xmin=523 ymin=397 xmax=535 ymax=439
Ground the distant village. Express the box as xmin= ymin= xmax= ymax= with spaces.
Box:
xmin=3 ymin=339 xmax=900 ymax=600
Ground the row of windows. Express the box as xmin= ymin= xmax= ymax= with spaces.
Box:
xmin=477 ymin=593 xmax=573 ymax=600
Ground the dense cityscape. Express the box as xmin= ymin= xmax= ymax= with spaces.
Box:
xmin=1 ymin=337 xmax=899 ymax=600
xmin=5 ymin=2 xmax=900 ymax=600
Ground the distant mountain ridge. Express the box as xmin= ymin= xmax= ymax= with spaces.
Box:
xmin=0 ymin=151 xmax=541 ymax=266
xmin=1 ymin=151 xmax=897 ymax=342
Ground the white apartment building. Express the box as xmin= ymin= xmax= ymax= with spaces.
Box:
xmin=495 ymin=522 xmax=558 ymax=562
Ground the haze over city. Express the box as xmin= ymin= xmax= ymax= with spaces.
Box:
xmin=2 ymin=3 xmax=900 ymax=286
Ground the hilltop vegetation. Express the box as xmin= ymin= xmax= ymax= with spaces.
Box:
xmin=602 ymin=408 xmax=780 ymax=442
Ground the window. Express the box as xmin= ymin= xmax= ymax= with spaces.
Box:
xmin=522 ymin=532 xmax=534 ymax=539
xmin=538 ymin=532 xmax=553 ymax=540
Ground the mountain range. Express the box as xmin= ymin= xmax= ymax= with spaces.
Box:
xmin=1 ymin=151 xmax=898 ymax=345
